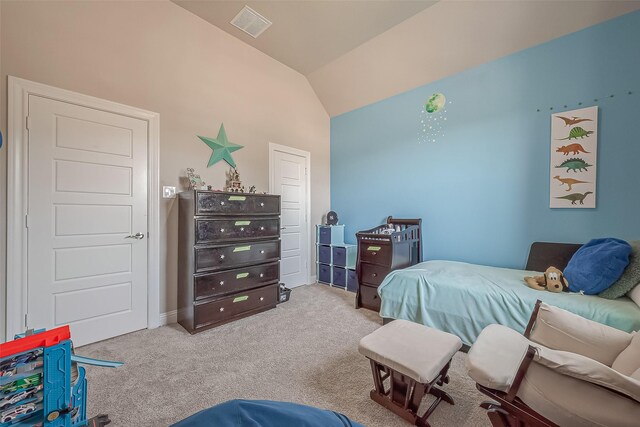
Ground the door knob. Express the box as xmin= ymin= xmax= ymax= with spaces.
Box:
xmin=125 ymin=233 xmax=145 ymax=240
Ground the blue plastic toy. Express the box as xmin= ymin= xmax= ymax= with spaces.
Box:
xmin=0 ymin=326 xmax=121 ymax=427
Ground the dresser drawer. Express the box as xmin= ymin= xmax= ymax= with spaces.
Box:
xmin=195 ymin=241 xmax=280 ymax=272
xmin=194 ymin=284 xmax=278 ymax=329
xmin=196 ymin=192 xmax=280 ymax=215
xmin=359 ymin=243 xmax=392 ymax=267
xmin=359 ymin=285 xmax=381 ymax=311
xmin=360 ymin=263 xmax=389 ymax=287
xmin=194 ymin=262 xmax=279 ymax=300
xmin=196 ymin=218 xmax=280 ymax=243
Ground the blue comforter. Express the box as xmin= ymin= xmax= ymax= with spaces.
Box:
xmin=378 ymin=260 xmax=640 ymax=345
xmin=172 ymin=400 xmax=365 ymax=427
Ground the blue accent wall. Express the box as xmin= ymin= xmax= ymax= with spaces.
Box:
xmin=331 ymin=11 xmax=640 ymax=269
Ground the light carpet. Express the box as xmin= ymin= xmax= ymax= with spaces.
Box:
xmin=80 ymin=284 xmax=489 ymax=426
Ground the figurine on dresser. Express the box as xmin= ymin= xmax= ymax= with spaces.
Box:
xmin=226 ymin=168 xmax=245 ymax=193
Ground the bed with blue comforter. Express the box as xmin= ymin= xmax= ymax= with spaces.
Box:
xmin=378 ymin=260 xmax=640 ymax=345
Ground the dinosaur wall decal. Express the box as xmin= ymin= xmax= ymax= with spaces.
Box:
xmin=555 ymin=158 xmax=592 ymax=173
xmin=553 ymin=176 xmax=589 ymax=191
xmin=555 ymin=191 xmax=593 ymax=205
xmin=555 ymin=116 xmax=593 ymax=126
xmin=557 ymin=127 xmax=594 ymax=140
xmin=556 ymin=143 xmax=589 ymax=156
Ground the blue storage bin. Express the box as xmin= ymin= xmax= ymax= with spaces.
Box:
xmin=332 ymin=267 xmax=347 ymax=288
xmin=318 ymin=263 xmax=331 ymax=284
xmin=318 ymin=227 xmax=332 ymax=245
xmin=332 ymin=246 xmax=346 ymax=266
xmin=318 ymin=245 xmax=332 ymax=264
xmin=347 ymin=269 xmax=358 ymax=293
xmin=317 ymin=225 xmax=345 ymax=245
xmin=332 ymin=245 xmax=356 ymax=267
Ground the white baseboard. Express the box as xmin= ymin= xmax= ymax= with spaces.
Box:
xmin=308 ymin=275 xmax=317 ymax=284
xmin=159 ymin=310 xmax=178 ymax=326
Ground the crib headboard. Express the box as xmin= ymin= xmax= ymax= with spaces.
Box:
xmin=525 ymin=242 xmax=582 ymax=272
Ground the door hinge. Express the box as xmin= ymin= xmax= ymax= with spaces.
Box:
xmin=25 ymin=214 xmax=30 ymax=228
xmin=25 ymin=313 xmax=28 ymax=328
xmin=26 ymin=116 xmax=31 ymax=130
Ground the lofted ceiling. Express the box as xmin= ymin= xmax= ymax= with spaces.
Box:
xmin=173 ymin=1 xmax=640 ymax=117
xmin=172 ymin=0 xmax=438 ymax=75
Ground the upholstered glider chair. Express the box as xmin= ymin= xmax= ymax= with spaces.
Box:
xmin=466 ymin=300 xmax=640 ymax=427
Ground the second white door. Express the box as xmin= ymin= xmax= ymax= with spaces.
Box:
xmin=27 ymin=94 xmax=149 ymax=346
xmin=270 ymin=145 xmax=309 ymax=288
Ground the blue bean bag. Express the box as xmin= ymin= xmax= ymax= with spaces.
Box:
xmin=564 ymin=238 xmax=632 ymax=295
xmin=171 ymin=399 xmax=366 ymax=427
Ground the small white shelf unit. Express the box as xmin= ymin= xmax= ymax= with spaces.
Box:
xmin=316 ymin=224 xmax=358 ymax=292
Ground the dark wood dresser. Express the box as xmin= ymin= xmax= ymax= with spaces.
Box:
xmin=178 ymin=191 xmax=281 ymax=334
xmin=356 ymin=217 xmax=422 ymax=312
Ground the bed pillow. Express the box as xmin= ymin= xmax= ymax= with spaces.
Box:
xmin=599 ymin=241 xmax=640 ymax=299
xmin=564 ymin=238 xmax=631 ymax=295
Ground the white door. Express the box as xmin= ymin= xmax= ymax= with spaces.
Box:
xmin=27 ymin=94 xmax=148 ymax=346
xmin=270 ymin=146 xmax=309 ymax=288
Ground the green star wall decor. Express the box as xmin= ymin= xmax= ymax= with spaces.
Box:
xmin=198 ymin=123 xmax=243 ymax=168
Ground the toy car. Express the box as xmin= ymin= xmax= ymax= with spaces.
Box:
xmin=0 ymin=374 xmax=42 ymax=395
xmin=0 ymin=369 xmax=14 ymax=378
xmin=0 ymin=385 xmax=42 ymax=410
xmin=0 ymin=350 xmax=42 ymax=372
xmin=0 ymin=402 xmax=37 ymax=423
xmin=0 ymin=361 xmax=44 ymax=379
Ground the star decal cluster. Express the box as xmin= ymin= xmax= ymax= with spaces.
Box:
xmin=198 ymin=123 xmax=243 ymax=168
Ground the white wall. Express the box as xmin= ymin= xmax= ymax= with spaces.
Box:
xmin=0 ymin=1 xmax=5 ymax=340
xmin=0 ymin=0 xmax=330 ymax=340
xmin=308 ymin=0 xmax=640 ymax=116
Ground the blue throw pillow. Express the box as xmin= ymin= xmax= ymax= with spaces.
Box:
xmin=564 ymin=238 xmax=632 ymax=294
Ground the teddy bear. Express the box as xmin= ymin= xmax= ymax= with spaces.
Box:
xmin=524 ymin=266 xmax=569 ymax=293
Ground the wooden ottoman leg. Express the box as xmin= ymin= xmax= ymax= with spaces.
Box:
xmin=367 ymin=358 xmax=458 ymax=427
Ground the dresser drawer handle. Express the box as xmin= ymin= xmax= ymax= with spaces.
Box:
xmin=220 ymin=228 xmax=225 ymax=232
xmin=372 ymin=273 xmax=378 ymax=277
xmin=260 ymin=202 xmax=265 ymax=207
xmin=220 ymin=201 xmax=225 ymax=206
xmin=260 ymin=297 xmax=264 ymax=301
xmin=220 ymin=254 xmax=225 ymax=260
xmin=260 ymin=226 xmax=265 ymax=231
xmin=371 ymin=252 xmax=377 ymax=256
xmin=240 ymin=227 xmax=245 ymax=231
xmin=260 ymin=250 xmax=265 ymax=254
xmin=259 ymin=273 xmax=264 ymax=278
xmin=219 ymin=280 xmax=224 ymax=285
xmin=219 ymin=307 xmax=225 ymax=312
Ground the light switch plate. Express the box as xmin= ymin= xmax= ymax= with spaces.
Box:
xmin=163 ymin=186 xmax=176 ymax=199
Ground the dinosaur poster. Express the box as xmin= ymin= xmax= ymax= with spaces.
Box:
xmin=550 ymin=106 xmax=598 ymax=208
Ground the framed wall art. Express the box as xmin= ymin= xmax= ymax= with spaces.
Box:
xmin=550 ymin=106 xmax=598 ymax=208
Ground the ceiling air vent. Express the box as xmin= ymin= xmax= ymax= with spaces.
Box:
xmin=230 ymin=5 xmax=272 ymax=39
